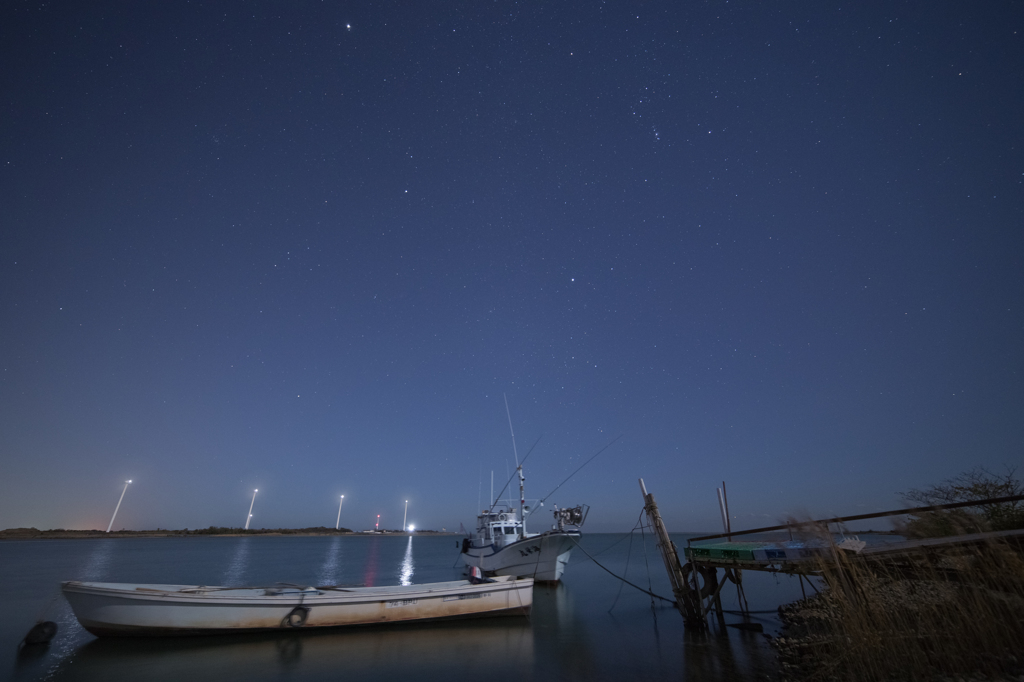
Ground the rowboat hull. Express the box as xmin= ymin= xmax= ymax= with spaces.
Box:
xmin=62 ymin=577 xmax=532 ymax=637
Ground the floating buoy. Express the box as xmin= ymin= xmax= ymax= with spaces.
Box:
xmin=23 ymin=621 xmax=57 ymax=646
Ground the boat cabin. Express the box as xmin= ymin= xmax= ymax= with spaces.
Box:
xmin=475 ymin=509 xmax=529 ymax=546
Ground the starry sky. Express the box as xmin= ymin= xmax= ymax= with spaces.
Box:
xmin=1 ymin=1 xmax=1022 ymax=534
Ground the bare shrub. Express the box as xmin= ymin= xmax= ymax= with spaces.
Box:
xmin=899 ymin=466 xmax=1024 ymax=538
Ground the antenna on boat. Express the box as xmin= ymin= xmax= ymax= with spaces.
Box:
xmin=504 ymin=393 xmax=527 ymax=533
xmin=506 ymin=461 xmax=513 ymax=509
xmin=487 ymin=435 xmax=542 ymax=514
xmin=504 ymin=393 xmax=520 ymax=467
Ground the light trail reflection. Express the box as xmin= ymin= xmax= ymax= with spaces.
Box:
xmin=222 ymin=537 xmax=251 ymax=586
xmin=399 ymin=535 xmax=414 ymax=586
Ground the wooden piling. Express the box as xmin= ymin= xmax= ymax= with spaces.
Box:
xmin=639 ymin=478 xmax=703 ymax=625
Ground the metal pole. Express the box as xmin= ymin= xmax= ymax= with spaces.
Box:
xmin=717 ymin=488 xmax=729 ymax=537
xmin=245 ymin=489 xmax=257 ymax=530
xmin=336 ymin=495 xmax=344 ymax=530
xmin=721 ymin=480 xmax=733 ymax=540
xmin=106 ymin=480 xmax=132 ymax=533
xmin=403 ymin=500 xmax=408 ymax=532
xmin=722 ymin=480 xmax=746 ymax=611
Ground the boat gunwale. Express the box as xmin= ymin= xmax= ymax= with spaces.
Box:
xmin=61 ymin=576 xmax=532 ymax=607
xmin=74 ymin=601 xmax=534 ymax=637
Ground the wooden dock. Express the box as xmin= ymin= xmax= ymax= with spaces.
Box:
xmin=684 ymin=527 xmax=1023 ymax=568
xmin=639 ymin=480 xmax=1024 ymax=628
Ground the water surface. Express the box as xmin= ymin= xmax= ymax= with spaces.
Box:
xmin=2 ymin=533 xmax=800 ymax=681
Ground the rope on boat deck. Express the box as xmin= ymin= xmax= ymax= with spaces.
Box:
xmin=568 ymin=535 xmax=676 ymax=605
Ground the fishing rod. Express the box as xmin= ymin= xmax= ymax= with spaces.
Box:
xmin=535 ymin=434 xmax=623 ymax=508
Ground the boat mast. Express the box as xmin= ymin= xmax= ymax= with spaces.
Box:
xmin=517 ymin=463 xmax=526 ymax=530
xmin=503 ymin=394 xmax=526 ymax=535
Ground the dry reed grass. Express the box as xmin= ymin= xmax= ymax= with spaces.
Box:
xmin=774 ymin=525 xmax=1024 ymax=681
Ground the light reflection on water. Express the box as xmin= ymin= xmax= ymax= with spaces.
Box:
xmin=316 ymin=536 xmax=342 ymax=586
xmin=3 ymin=534 xmax=794 ymax=682
xmin=222 ymin=537 xmax=251 ymax=586
xmin=362 ymin=536 xmax=380 ymax=587
xmin=78 ymin=539 xmax=114 ymax=581
xmin=399 ymin=536 xmax=414 ymax=586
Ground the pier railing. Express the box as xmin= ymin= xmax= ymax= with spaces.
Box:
xmin=686 ymin=493 xmax=1024 ymax=545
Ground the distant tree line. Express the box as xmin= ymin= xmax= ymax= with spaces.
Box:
xmin=189 ymin=526 xmax=355 ymax=535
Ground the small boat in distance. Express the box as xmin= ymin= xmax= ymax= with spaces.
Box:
xmin=62 ymin=577 xmax=533 ymax=637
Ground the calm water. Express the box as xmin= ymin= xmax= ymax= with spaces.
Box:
xmin=2 ymin=533 xmax=802 ymax=681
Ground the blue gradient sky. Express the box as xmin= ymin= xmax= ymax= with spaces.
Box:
xmin=1 ymin=1 xmax=1021 ymax=533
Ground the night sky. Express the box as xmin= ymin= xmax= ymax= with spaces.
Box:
xmin=2 ymin=2 xmax=1022 ymax=534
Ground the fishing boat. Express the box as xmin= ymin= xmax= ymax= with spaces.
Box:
xmin=460 ymin=502 xmax=588 ymax=582
xmin=61 ymin=576 xmax=533 ymax=637
xmin=460 ymin=396 xmax=609 ymax=582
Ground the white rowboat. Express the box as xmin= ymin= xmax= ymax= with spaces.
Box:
xmin=62 ymin=577 xmax=533 ymax=637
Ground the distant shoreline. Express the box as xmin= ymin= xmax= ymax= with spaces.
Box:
xmin=0 ymin=527 xmax=459 ymax=540
xmin=0 ymin=527 xmax=900 ymax=541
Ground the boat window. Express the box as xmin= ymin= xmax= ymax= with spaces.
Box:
xmin=504 ymin=527 xmax=517 ymax=535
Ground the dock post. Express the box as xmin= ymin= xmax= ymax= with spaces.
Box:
xmin=639 ymin=478 xmax=704 ymax=627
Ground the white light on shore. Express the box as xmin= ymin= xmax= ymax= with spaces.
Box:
xmin=106 ymin=480 xmax=132 ymax=533
xmin=245 ymin=489 xmax=258 ymax=530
